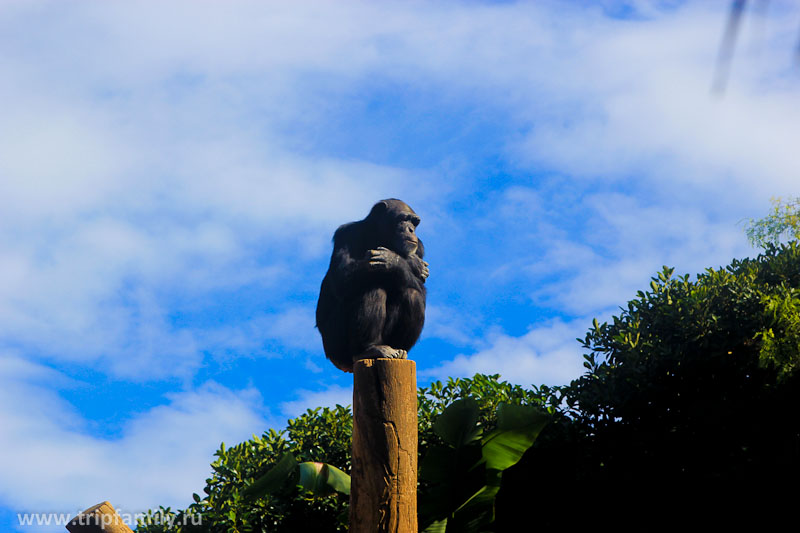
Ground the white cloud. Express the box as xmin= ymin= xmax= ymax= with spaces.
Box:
xmin=0 ymin=354 xmax=272 ymax=520
xmin=423 ymin=319 xmax=588 ymax=387
xmin=199 ymin=305 xmax=321 ymax=361
xmin=0 ymin=1 xmax=454 ymax=380
xmin=1 ymin=1 xmax=796 ymax=382
xmin=527 ymin=192 xmax=752 ymax=314
xmin=280 ymin=384 xmax=352 ymax=418
xmin=422 ymin=304 xmax=485 ymax=347
xmin=512 ymin=4 xmax=800 ymax=198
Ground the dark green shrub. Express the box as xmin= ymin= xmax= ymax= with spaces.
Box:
xmin=498 ymin=244 xmax=800 ymax=530
xmin=138 ymin=375 xmax=542 ymax=532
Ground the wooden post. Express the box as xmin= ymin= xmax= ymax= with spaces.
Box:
xmin=350 ymin=358 xmax=418 ymax=533
xmin=66 ymin=501 xmax=133 ymax=533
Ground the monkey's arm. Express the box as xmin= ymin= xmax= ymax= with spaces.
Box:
xmin=408 ymin=253 xmax=429 ymax=282
xmin=367 ymin=247 xmax=428 ymax=284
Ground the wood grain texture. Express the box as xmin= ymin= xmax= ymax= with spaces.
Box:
xmin=350 ymin=358 xmax=418 ymax=533
xmin=66 ymin=501 xmax=133 ymax=533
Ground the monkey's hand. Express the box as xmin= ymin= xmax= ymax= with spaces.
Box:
xmin=409 ymin=254 xmax=429 ymax=281
xmin=366 ymin=247 xmax=401 ymax=271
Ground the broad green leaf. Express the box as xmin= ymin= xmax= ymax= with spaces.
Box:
xmin=454 ymin=484 xmax=499 ymax=515
xmin=298 ymin=461 xmax=351 ymax=496
xmin=422 ymin=518 xmax=448 ymax=533
xmin=449 ymin=484 xmax=499 ymax=533
xmin=433 ymin=398 xmax=481 ymax=447
xmin=245 ymin=452 xmax=297 ymax=498
xmin=495 ymin=402 xmax=548 ymax=432
xmin=482 ymin=404 xmax=549 ymax=472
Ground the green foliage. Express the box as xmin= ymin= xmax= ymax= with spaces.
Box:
xmin=499 ymin=243 xmax=800 ymax=529
xmin=138 ymin=374 xmax=542 ymax=532
xmin=242 ymin=449 xmax=351 ymax=502
xmin=575 ymin=244 xmax=800 ymax=395
xmin=297 ymin=461 xmax=351 ymax=497
xmin=745 ymin=196 xmax=800 ymax=248
xmin=137 ymin=405 xmax=353 ymax=533
xmin=416 ymin=375 xmax=551 ymax=531
xmin=419 ymin=399 xmax=549 ymax=532
xmin=417 ymin=373 xmax=550 ymax=449
xmin=244 ymin=452 xmax=299 ymax=499
xmin=482 ymin=403 xmax=548 ymax=472
xmin=758 ymin=285 xmax=800 ymax=378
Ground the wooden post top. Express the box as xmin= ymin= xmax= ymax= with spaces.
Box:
xmin=66 ymin=501 xmax=133 ymax=533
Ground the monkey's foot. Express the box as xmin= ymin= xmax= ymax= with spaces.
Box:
xmin=357 ymin=345 xmax=408 ymax=361
xmin=391 ymin=348 xmax=408 ymax=359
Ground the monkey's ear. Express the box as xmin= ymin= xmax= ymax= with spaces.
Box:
xmin=367 ymin=200 xmax=389 ymax=218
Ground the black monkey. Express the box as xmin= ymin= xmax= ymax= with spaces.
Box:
xmin=316 ymin=199 xmax=429 ymax=372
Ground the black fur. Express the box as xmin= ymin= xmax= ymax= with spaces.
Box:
xmin=316 ymin=199 xmax=427 ymax=372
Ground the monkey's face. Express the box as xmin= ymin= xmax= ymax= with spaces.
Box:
xmin=394 ymin=216 xmax=419 ymax=257
xmin=370 ymin=199 xmax=421 ymax=257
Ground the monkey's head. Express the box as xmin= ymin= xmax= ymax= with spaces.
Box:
xmin=366 ymin=199 xmax=422 ymax=258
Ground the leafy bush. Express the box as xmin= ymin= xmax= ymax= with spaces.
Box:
xmin=137 ymin=405 xmax=353 ymax=533
xmin=418 ymin=373 xmax=550 ymax=449
xmin=745 ymin=196 xmax=800 ymax=248
xmin=419 ymin=399 xmax=548 ymax=532
xmin=138 ymin=375 xmax=544 ymax=532
xmin=498 ymin=244 xmax=800 ymax=530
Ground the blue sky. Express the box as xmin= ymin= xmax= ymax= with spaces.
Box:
xmin=2 ymin=0 xmax=800 ymax=529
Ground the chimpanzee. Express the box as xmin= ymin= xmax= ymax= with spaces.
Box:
xmin=316 ymin=199 xmax=429 ymax=372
